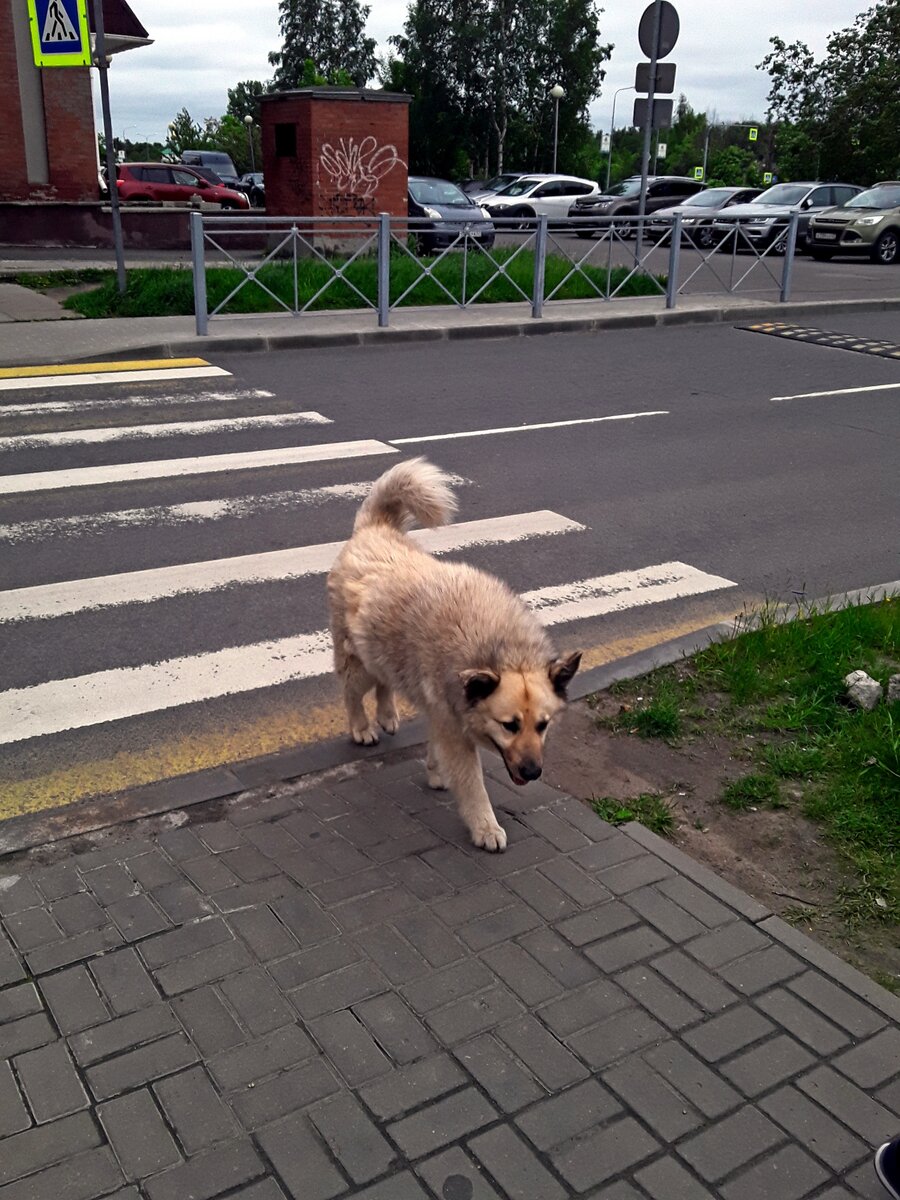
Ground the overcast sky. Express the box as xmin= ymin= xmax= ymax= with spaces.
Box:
xmin=97 ymin=0 xmax=864 ymax=147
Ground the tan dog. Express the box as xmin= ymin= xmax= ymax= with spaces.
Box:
xmin=327 ymin=458 xmax=581 ymax=851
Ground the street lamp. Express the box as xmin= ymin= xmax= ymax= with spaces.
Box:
xmin=244 ymin=114 xmax=256 ymax=174
xmin=605 ymin=85 xmax=636 ymax=192
xmin=550 ymin=84 xmax=565 ymax=173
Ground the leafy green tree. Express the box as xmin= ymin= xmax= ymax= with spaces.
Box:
xmin=165 ymin=108 xmax=206 ymax=156
xmin=227 ymin=80 xmax=267 ymax=124
xmin=269 ymin=0 xmax=377 ymax=88
xmin=759 ymin=1 xmax=900 ymax=184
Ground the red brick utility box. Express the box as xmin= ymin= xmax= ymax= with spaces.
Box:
xmin=260 ymin=87 xmax=410 ymax=223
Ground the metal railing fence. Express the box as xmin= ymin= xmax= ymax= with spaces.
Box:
xmin=189 ymin=210 xmax=801 ymax=334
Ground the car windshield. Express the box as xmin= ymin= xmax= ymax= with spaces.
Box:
xmin=754 ymin=184 xmax=812 ymax=205
xmin=605 ymin=179 xmax=642 ymax=197
xmin=494 ymin=178 xmax=542 ymax=197
xmin=482 ymin=174 xmax=519 ymax=191
xmin=682 ymin=189 xmax=734 ymax=208
xmin=409 ymin=179 xmax=472 ymax=207
xmin=845 ymin=184 xmax=900 ymax=209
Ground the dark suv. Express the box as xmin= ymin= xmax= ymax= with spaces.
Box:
xmin=568 ymin=176 xmax=706 ymax=237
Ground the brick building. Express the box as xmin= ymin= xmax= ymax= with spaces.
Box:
xmin=1 ymin=0 xmax=150 ymax=203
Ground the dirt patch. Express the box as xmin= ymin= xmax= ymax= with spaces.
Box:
xmin=545 ymin=695 xmax=900 ymax=990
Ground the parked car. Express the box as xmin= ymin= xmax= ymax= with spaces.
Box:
xmin=484 ymin=174 xmax=599 ymax=225
xmin=711 ymin=181 xmax=862 ymax=254
xmin=568 ymin=176 xmax=707 ymax=237
xmin=241 ymin=172 xmax=265 ymax=207
xmin=808 ymin=181 xmax=900 ymax=264
xmin=408 ymin=176 xmax=495 ymax=253
xmin=116 ymin=163 xmax=250 ymax=209
xmin=646 ymin=186 xmax=762 ymax=247
xmin=180 ymin=150 xmax=239 ymax=179
xmin=466 ymin=172 xmax=531 ymax=204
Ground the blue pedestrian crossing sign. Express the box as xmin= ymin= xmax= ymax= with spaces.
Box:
xmin=27 ymin=0 xmax=92 ymax=67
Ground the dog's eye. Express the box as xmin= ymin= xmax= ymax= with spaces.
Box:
xmin=501 ymin=719 xmax=520 ymax=734
xmin=535 ymin=719 xmax=549 ymax=734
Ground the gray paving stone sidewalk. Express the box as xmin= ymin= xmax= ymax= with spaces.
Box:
xmin=0 ymin=753 xmax=897 ymax=1200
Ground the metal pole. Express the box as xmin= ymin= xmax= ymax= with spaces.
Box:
xmin=702 ymin=125 xmax=711 ymax=180
xmin=190 ymin=211 xmax=208 ymax=335
xmin=377 ymin=213 xmax=390 ymax=327
xmin=779 ymin=212 xmax=799 ymax=302
xmin=605 ymin=86 xmax=635 ymax=193
xmin=666 ymin=212 xmax=682 ymax=308
xmin=532 ymin=213 xmax=548 ymax=318
xmin=247 ymin=125 xmax=256 ymax=174
xmin=93 ymin=0 xmax=126 ymax=295
xmin=553 ymin=97 xmax=560 ymax=173
xmin=637 ymin=0 xmax=662 ymax=260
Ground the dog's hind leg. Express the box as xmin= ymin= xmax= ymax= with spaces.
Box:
xmin=431 ymin=725 xmax=506 ymax=852
xmin=341 ymin=655 xmax=380 ymax=745
xmin=375 ymin=683 xmax=399 ymax=735
xmin=425 ymin=739 xmax=446 ymax=790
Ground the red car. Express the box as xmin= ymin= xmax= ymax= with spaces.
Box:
xmin=116 ymin=162 xmax=250 ymax=209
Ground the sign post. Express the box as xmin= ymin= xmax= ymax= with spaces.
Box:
xmin=635 ymin=0 xmax=680 ymax=256
xmin=92 ymin=0 xmax=127 ymax=295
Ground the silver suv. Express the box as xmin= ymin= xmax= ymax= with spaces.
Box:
xmin=711 ymin=182 xmax=862 ymax=253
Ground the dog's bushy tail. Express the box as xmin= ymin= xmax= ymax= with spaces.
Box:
xmin=354 ymin=457 xmax=457 ymax=533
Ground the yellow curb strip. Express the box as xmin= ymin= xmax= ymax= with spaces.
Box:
xmin=0 ymin=605 xmax=746 ymax=822
xmin=0 ymin=358 xmax=211 ymax=380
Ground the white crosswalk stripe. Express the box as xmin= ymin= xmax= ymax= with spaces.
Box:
xmin=0 ymin=366 xmax=230 ymax=391
xmin=0 ymin=411 xmax=332 ymax=450
xmin=0 ymin=511 xmax=584 ymax=621
xmin=0 ymin=389 xmax=275 ymax=418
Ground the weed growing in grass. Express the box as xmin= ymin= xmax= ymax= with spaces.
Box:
xmin=592 ymin=794 xmax=675 ymax=837
xmin=721 ymin=772 xmax=782 ymax=810
xmin=760 ymin=741 xmax=827 ymax=777
xmin=614 ymin=679 xmax=682 ymax=739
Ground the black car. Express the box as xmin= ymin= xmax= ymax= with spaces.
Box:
xmin=408 ymin=176 xmax=495 ymax=254
xmin=568 ymin=176 xmax=707 ymax=237
xmin=241 ymin=172 xmax=265 ymax=207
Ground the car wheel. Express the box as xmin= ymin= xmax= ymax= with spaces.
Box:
xmin=770 ymin=231 xmax=789 ymax=256
xmin=511 ymin=207 xmax=535 ymax=231
xmin=696 ymin=226 xmax=715 ymax=250
xmin=871 ymin=229 xmax=899 ymax=265
xmin=810 ymin=248 xmax=834 ymax=261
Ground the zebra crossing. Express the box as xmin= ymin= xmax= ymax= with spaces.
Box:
xmin=0 ymin=357 xmax=739 ymax=809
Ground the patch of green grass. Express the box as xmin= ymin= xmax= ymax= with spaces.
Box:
xmin=592 ymin=793 xmax=675 ymax=837
xmin=612 ymin=679 xmax=682 ymax=740
xmin=721 ymin=771 xmax=782 ymax=810
xmin=9 ymin=269 xmax=108 ymax=289
xmin=595 ymin=596 xmax=900 ymax=928
xmin=59 ymin=248 xmax=665 ymax=319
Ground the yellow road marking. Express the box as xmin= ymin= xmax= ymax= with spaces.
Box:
xmin=0 ymin=359 xmax=211 ymax=380
xmin=0 ymin=604 xmax=748 ymax=822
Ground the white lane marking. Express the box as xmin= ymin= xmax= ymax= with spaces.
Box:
xmin=0 ymin=476 xmax=472 ymax=544
xmin=0 ymin=511 xmax=583 ymax=621
xmin=0 ymin=411 xmax=332 ymax=451
xmin=0 ymin=560 xmax=735 ymax=745
xmin=522 ymin=561 xmax=735 ymax=624
xmin=770 ymin=382 xmax=900 ymax=402
xmin=0 ymin=389 xmax=275 ymax=417
xmin=0 ymin=366 xmax=231 ymax=392
xmin=0 ymin=440 xmax=397 ymax=496
xmin=391 ymin=411 xmax=667 ymax=444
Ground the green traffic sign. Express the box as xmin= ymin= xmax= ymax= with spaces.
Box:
xmin=693 ymin=167 xmax=704 ymax=180
xmin=763 ymin=171 xmax=773 ymax=184
xmin=748 ymin=127 xmax=759 ymax=142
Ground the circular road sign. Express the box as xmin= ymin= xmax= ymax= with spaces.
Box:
xmin=639 ymin=1 xmax=680 ymax=59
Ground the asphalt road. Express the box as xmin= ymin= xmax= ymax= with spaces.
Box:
xmin=1 ymin=315 xmax=898 ymax=817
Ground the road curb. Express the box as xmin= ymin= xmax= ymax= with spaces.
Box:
xmin=69 ymin=294 xmax=900 ymax=364
xmin=2 ymin=577 xmax=895 ymax=857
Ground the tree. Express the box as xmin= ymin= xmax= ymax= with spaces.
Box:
xmin=758 ymin=1 xmax=900 ymax=184
xmin=227 ymin=80 xmax=267 ymax=124
xmin=269 ymin=0 xmax=377 ymax=88
xmin=165 ymin=108 xmax=206 ymax=156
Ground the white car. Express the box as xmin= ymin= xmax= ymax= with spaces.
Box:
xmin=485 ymin=174 xmax=600 ymax=225
xmin=467 ymin=172 xmax=531 ymax=204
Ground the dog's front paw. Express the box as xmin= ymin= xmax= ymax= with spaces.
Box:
xmin=351 ymin=724 xmax=380 ymax=746
xmin=426 ymin=766 xmax=447 ymax=790
xmin=470 ymin=818 xmax=507 ymax=853
xmin=377 ymin=712 xmax=399 ymax=735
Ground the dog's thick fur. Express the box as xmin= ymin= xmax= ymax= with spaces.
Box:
xmin=327 ymin=458 xmax=581 ymax=851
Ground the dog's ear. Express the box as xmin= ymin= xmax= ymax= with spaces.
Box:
xmin=460 ymin=668 xmax=501 ymax=705
xmin=548 ymin=650 xmax=582 ymax=697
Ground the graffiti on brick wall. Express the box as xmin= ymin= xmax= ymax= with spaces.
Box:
xmin=319 ymin=137 xmax=405 ymax=215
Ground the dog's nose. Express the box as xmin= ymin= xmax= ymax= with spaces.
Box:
xmin=519 ymin=760 xmax=542 ymax=782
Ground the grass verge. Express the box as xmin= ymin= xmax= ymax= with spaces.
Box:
xmin=593 ymin=793 xmax=676 ymax=838
xmin=10 ymin=249 xmax=664 ymax=319
xmin=604 ymin=596 xmax=899 ymax=928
